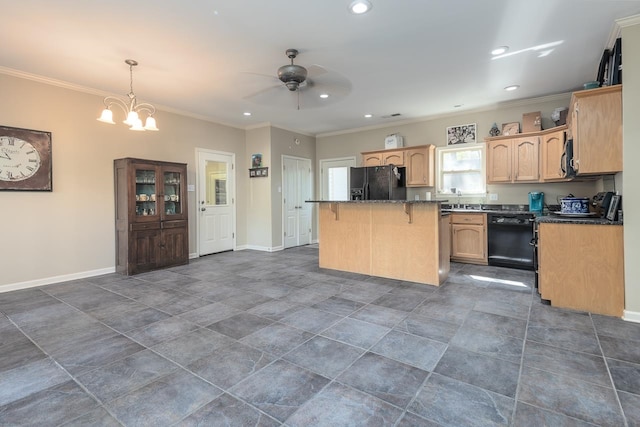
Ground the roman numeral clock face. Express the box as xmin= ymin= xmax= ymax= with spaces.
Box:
xmin=0 ymin=136 xmax=41 ymax=181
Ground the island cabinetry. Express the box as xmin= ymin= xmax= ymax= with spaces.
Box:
xmin=450 ymin=213 xmax=487 ymax=264
xmin=486 ymin=136 xmax=539 ymax=183
xmin=538 ymin=222 xmax=623 ymax=317
xmin=361 ymin=145 xmax=435 ymax=187
xmin=567 ymin=85 xmax=622 ymax=175
xmin=114 ymin=158 xmax=189 ymax=275
xmin=539 ymin=126 xmax=568 ymax=182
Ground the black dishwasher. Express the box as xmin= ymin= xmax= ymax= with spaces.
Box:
xmin=487 ymin=213 xmax=535 ymax=270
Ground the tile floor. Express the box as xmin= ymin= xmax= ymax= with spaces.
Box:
xmin=1 ymin=245 xmax=639 ymax=426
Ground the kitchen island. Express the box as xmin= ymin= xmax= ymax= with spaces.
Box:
xmin=310 ymin=200 xmax=450 ymax=286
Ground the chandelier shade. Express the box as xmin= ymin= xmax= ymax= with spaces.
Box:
xmin=97 ymin=59 xmax=159 ymax=131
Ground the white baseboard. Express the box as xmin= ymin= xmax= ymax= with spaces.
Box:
xmin=244 ymin=245 xmax=283 ymax=252
xmin=235 ymin=245 xmax=248 ymax=251
xmin=0 ymin=267 xmax=116 ymax=294
xmin=623 ymin=310 xmax=640 ymax=323
xmin=189 ymin=252 xmax=199 ymax=259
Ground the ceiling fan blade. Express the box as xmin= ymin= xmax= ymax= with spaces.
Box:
xmin=306 ymin=65 xmax=328 ymax=78
xmin=239 ymin=71 xmax=279 ymax=81
xmin=243 ymin=83 xmax=283 ymax=100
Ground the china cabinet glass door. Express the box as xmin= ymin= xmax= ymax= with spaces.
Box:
xmin=163 ymin=171 xmax=182 ymax=216
xmin=135 ymin=168 xmax=158 ymax=216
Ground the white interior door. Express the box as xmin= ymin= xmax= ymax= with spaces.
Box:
xmin=283 ymin=156 xmax=312 ymax=249
xmin=320 ymin=157 xmax=356 ymax=200
xmin=198 ymin=150 xmax=235 ymax=255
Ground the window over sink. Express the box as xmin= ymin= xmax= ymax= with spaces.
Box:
xmin=436 ymin=144 xmax=486 ymax=196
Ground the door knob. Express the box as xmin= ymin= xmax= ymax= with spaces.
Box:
xmin=201 ymin=207 xmax=206 ymax=212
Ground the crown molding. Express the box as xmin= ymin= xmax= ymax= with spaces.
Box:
xmin=617 ymin=14 xmax=640 ymax=28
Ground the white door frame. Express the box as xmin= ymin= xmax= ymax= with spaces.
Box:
xmin=282 ymin=154 xmax=313 ymax=248
xmin=319 ymin=156 xmax=356 ymax=200
xmin=195 ymin=148 xmax=236 ymax=257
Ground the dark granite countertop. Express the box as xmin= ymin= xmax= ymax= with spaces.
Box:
xmin=306 ymin=200 xmax=443 ymax=204
xmin=536 ymin=215 xmax=623 ymax=225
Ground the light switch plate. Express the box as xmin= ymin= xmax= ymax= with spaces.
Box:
xmin=187 ymin=184 xmax=195 ymax=192
xmin=489 ymin=193 xmax=498 ymax=201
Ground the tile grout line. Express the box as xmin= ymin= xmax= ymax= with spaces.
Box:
xmin=509 ymin=283 xmax=534 ymax=424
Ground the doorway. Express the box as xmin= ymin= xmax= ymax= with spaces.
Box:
xmin=319 ymin=157 xmax=356 ymax=200
xmin=283 ymin=156 xmax=312 ymax=249
xmin=197 ymin=149 xmax=235 ymax=256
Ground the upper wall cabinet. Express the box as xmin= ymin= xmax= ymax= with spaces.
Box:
xmin=486 ymin=135 xmax=539 ymax=183
xmin=362 ymin=145 xmax=435 ymax=187
xmin=539 ymin=126 xmax=569 ymax=182
xmin=567 ymin=85 xmax=622 ymax=175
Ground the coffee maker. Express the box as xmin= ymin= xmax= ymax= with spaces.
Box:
xmin=528 ymin=192 xmax=544 ymax=213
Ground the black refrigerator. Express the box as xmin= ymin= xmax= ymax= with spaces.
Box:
xmin=350 ymin=165 xmax=406 ymax=200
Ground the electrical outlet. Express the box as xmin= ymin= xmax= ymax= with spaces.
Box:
xmin=489 ymin=193 xmax=498 ymax=201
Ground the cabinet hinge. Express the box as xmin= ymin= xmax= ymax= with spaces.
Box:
xmin=232 ymin=232 xmax=235 ymax=238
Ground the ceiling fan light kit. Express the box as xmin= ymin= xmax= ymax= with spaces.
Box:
xmin=97 ymin=59 xmax=159 ymax=131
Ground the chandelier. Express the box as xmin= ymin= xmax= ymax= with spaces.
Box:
xmin=97 ymin=59 xmax=159 ymax=131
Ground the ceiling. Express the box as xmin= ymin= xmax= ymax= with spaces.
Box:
xmin=2 ymin=1 xmax=639 ymax=136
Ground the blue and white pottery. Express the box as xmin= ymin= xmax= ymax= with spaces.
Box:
xmin=560 ymin=197 xmax=590 ymax=214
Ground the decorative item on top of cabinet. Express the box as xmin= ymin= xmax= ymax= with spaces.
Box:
xmin=486 ymin=135 xmax=539 ymax=183
xmin=522 ymin=111 xmax=542 ymax=133
xmin=566 ymin=85 xmax=622 ymax=175
xmin=114 ymin=158 xmax=188 ymax=275
xmin=361 ymin=145 xmax=435 ymax=187
xmin=450 ymin=213 xmax=487 ymax=264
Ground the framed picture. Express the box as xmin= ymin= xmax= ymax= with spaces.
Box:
xmin=251 ymin=153 xmax=262 ymax=168
xmin=606 ymin=195 xmax=621 ymax=221
xmin=0 ymin=125 xmax=52 ymax=191
xmin=446 ymin=123 xmax=476 ymax=145
xmin=501 ymin=122 xmax=520 ymax=136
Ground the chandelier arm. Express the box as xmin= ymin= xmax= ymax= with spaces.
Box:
xmin=102 ymin=96 xmax=131 ymax=116
xmin=134 ymin=103 xmax=157 ymax=116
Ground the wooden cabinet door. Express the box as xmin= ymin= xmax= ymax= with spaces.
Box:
xmin=451 ymin=224 xmax=486 ymax=261
xmin=572 ymin=86 xmax=622 ymax=174
xmin=382 ymin=151 xmax=404 ymax=166
xmin=160 ymin=163 xmax=188 ymax=221
xmin=540 ymin=129 xmax=567 ymax=181
xmin=363 ymin=153 xmax=382 ymax=166
xmin=161 ymin=225 xmax=189 ymax=267
xmin=406 ymin=146 xmax=435 ymax=187
xmin=129 ymin=229 xmax=161 ymax=274
xmin=487 ymin=140 xmax=512 ymax=183
xmin=513 ymin=136 xmax=539 ymax=182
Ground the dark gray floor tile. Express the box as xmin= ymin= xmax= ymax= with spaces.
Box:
xmin=207 ymin=312 xmax=273 ymax=339
xmin=151 ymin=327 xmax=235 ymax=366
xmin=336 ymin=284 xmax=389 ymax=303
xmin=286 ymin=382 xmax=402 ymax=427
xmin=322 ymin=317 xmax=391 ymax=349
xmin=434 ymin=346 xmax=520 ymax=398
xmin=526 ymin=324 xmax=601 ymax=355
xmin=75 ymin=349 xmax=179 ymax=402
xmin=51 ymin=333 xmax=144 ymax=375
xmin=284 ymin=288 xmax=338 ymax=306
xmin=523 ymin=341 xmax=610 ymax=386
xmin=49 ymin=285 xmax=130 ymax=312
xmin=220 ymin=292 xmax=274 ymax=310
xmin=396 ymin=411 xmax=442 ymax=427
xmin=84 ymin=273 xmax=129 ymax=286
xmin=0 ymin=381 xmax=99 ymax=427
xmin=280 ymin=306 xmax=342 ymax=334
xmin=284 ymin=336 xmax=364 ymax=379
xmin=134 ymin=288 xmax=210 ymax=315
xmin=0 ymin=358 xmax=71 ymax=406
xmin=187 ymin=341 xmax=275 ymax=389
xmin=23 ymin=315 xmax=118 ymax=354
xmin=230 ymin=359 xmax=330 ymax=422
xmin=0 ymin=334 xmax=47 ymax=373
xmin=473 ymin=298 xmax=530 ymax=320
xmin=106 ymin=369 xmax=222 ymax=426
xmin=394 ymin=313 xmax=459 ymax=343
xmin=97 ymin=277 xmax=159 ymax=299
xmin=371 ymin=292 xmax=425 ymax=312
xmin=126 ymin=316 xmax=199 ymax=347
xmin=349 ymin=304 xmax=408 ymax=328
xmin=337 ymin=352 xmax=429 ymax=408
xmin=408 ymin=373 xmax=513 ymax=427
xmin=87 ymin=299 xmax=171 ymax=333
xmin=248 ymin=299 xmax=303 ymax=321
xmin=182 ymin=282 xmax=246 ymax=301
xmin=177 ymin=393 xmax=280 ymax=426
xmin=312 ymin=296 xmax=364 ymax=316
xmin=245 ymin=280 xmax=297 ymax=299
xmin=607 ymin=357 xmax=640 ymax=394
xmin=412 ymin=298 xmax=472 ymax=325
xmin=0 ymin=288 xmax=63 ymax=316
xmin=513 ymin=402 xmax=601 ymax=427
xmin=240 ymin=322 xmax=312 ymax=357
xmin=5 ymin=299 xmax=78 ymax=329
xmin=599 ymin=334 xmax=640 ymax=364
xmin=60 ymin=407 xmax=122 ymax=427
xmin=593 ymin=314 xmax=640 ymax=342
xmin=371 ymin=330 xmax=446 ymax=372
xmin=618 ymin=390 xmax=640 ymax=427
xmin=178 ymin=301 xmax=242 ymax=326
xmin=518 ymin=365 xmax=624 ymax=426
xmin=528 ymin=304 xmax=594 ymax=333
xmin=450 ymin=326 xmax=523 ymax=364
xmin=463 ymin=310 xmax=527 ymax=339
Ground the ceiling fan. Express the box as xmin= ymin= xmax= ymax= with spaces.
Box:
xmin=243 ymin=49 xmax=351 ymax=109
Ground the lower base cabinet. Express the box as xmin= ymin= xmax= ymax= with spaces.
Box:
xmin=450 ymin=213 xmax=487 ymax=264
xmin=538 ymin=222 xmax=624 ymax=317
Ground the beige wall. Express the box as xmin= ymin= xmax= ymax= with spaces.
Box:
xmin=245 ymin=126 xmax=272 ymax=249
xmin=622 ymin=19 xmax=640 ymax=317
xmin=0 ymin=73 xmax=246 ymax=288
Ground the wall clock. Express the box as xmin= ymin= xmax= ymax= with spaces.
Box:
xmin=0 ymin=125 xmax=52 ymax=191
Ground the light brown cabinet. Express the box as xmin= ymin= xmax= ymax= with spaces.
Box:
xmin=487 ymin=136 xmax=539 ymax=183
xmin=114 ymin=158 xmax=189 ymax=275
xmin=450 ymin=213 xmax=487 ymax=264
xmin=361 ymin=145 xmax=435 ymax=187
xmin=538 ymin=222 xmax=623 ymax=317
xmin=567 ymin=85 xmax=622 ymax=175
xmin=539 ymin=126 xmax=568 ymax=182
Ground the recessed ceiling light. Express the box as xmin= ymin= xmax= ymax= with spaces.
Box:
xmin=349 ymin=0 xmax=372 ymax=14
xmin=364 ymin=114 xmax=373 ymax=118
xmin=243 ymin=112 xmax=252 ymax=116
xmin=491 ymin=46 xmax=509 ymax=55
xmin=504 ymin=85 xmax=520 ymax=91
xmin=319 ymin=93 xmax=329 ymax=99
